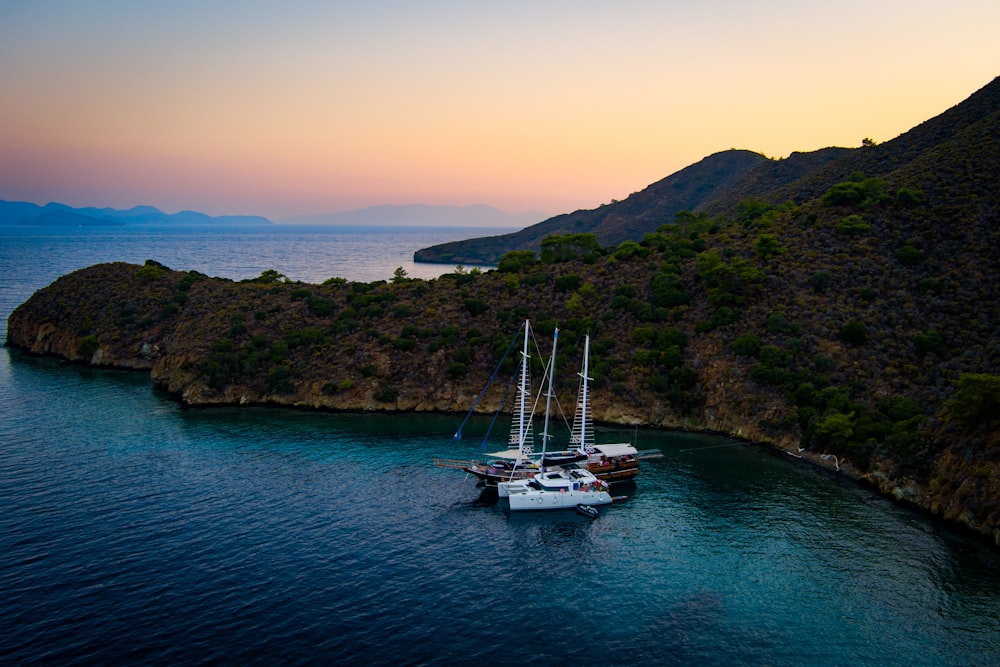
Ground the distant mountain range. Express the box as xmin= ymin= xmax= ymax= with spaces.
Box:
xmin=0 ymin=200 xmax=544 ymax=230
xmin=279 ymin=204 xmax=545 ymax=228
xmin=0 ymin=201 xmax=273 ymax=227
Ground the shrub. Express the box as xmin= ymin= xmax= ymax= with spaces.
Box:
xmin=373 ymin=386 xmax=399 ymax=403
xmin=839 ymin=320 xmax=868 ymax=346
xmin=465 ymin=299 xmax=488 ymax=316
xmin=913 ymin=328 xmax=944 ymax=356
xmin=894 ymin=245 xmax=924 ymax=266
xmin=611 ymin=240 xmax=650 ymax=261
xmin=811 ymin=271 xmax=832 ymax=293
xmin=815 ymin=409 xmax=854 ymax=445
xmin=554 ymin=274 xmax=582 ymax=292
xmin=835 ymin=214 xmax=870 ymax=236
xmin=707 ymin=307 xmax=738 ymax=331
xmin=77 ymin=335 xmax=99 ymax=358
xmin=249 ymin=269 xmax=285 ymax=284
xmin=497 ymin=250 xmax=536 ymax=273
xmin=265 ymin=365 xmax=294 ymax=393
xmin=895 ymin=187 xmax=925 ymax=206
xmin=731 ymin=334 xmax=761 ymax=357
xmin=944 ymin=373 xmax=1000 ymax=427
xmin=651 ymin=272 xmax=690 ymax=308
xmin=631 ymin=326 xmax=656 ymax=346
xmin=229 ymin=315 xmax=247 ymax=336
xmin=754 ymin=233 xmax=786 ymax=259
xmin=285 ymin=327 xmax=327 ymax=348
xmin=306 ymin=296 xmax=335 ymax=316
xmin=821 ymin=177 xmax=885 ymax=208
xmin=136 ymin=260 xmax=168 ymax=280
xmin=540 ymin=233 xmax=601 ymax=264
xmin=766 ymin=312 xmax=801 ymax=336
xmin=322 ymin=276 xmax=348 ymax=286
xmin=737 ymin=198 xmax=773 ymax=227
xmin=917 ymin=277 xmax=942 ymax=294
xmin=389 ymin=338 xmax=417 ymax=351
xmin=670 ymin=366 xmax=697 ymax=389
xmin=656 ymin=327 xmax=687 ymax=350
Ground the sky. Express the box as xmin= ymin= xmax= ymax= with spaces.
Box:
xmin=1 ymin=1 xmax=997 ymax=221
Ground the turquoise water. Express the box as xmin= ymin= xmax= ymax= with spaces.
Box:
xmin=2 ymin=226 xmax=999 ymax=665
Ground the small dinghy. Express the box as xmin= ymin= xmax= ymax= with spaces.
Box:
xmin=576 ymin=504 xmax=599 ymax=519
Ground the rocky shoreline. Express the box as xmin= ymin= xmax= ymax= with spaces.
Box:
xmin=7 ymin=263 xmax=996 ymax=548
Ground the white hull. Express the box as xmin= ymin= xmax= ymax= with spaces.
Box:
xmin=498 ymin=468 xmax=613 ymax=510
xmin=504 ymin=487 xmax=612 ymax=510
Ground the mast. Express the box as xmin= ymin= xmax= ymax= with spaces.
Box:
xmin=570 ymin=334 xmax=595 ymax=455
xmin=511 ymin=320 xmax=533 ymax=465
xmin=540 ymin=328 xmax=559 ymax=460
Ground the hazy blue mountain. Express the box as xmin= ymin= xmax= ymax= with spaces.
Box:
xmin=0 ymin=200 xmax=273 ymax=226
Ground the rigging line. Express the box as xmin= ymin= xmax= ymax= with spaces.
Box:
xmin=478 ymin=366 xmax=519 ymax=452
xmin=448 ymin=325 xmax=520 ymax=442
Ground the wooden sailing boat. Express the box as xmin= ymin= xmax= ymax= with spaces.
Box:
xmin=497 ymin=326 xmax=613 ymax=511
xmin=434 ymin=322 xmax=658 ymax=486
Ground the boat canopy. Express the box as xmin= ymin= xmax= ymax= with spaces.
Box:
xmin=485 ymin=449 xmax=527 ymax=460
xmin=592 ymin=443 xmax=637 ymax=457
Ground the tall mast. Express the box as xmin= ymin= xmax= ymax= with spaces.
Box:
xmin=570 ymin=334 xmax=595 ymax=455
xmin=540 ymin=327 xmax=558 ymax=460
xmin=511 ymin=320 xmax=533 ymax=465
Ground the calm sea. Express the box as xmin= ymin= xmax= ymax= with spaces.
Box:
xmin=1 ymin=225 xmax=998 ymax=666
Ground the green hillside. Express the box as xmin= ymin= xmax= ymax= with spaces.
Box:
xmin=7 ymin=76 xmax=999 ymax=545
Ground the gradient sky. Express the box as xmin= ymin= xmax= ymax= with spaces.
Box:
xmin=1 ymin=1 xmax=997 ymax=220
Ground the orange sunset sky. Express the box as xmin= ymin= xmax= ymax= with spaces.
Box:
xmin=1 ymin=1 xmax=997 ymax=221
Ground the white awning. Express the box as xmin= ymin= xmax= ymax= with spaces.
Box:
xmin=592 ymin=443 xmax=637 ymax=457
xmin=485 ymin=449 xmax=524 ymax=459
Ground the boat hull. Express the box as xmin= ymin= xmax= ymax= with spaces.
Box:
xmin=504 ymin=488 xmax=612 ymax=510
xmin=466 ymin=458 xmax=638 ymax=487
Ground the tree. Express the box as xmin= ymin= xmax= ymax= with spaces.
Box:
xmin=839 ymin=320 xmax=868 ymax=346
xmin=754 ymin=233 xmax=786 ymax=260
xmin=497 ymin=250 xmax=536 ymax=273
xmin=894 ymin=245 xmax=924 ymax=266
xmin=944 ymin=373 xmax=1000 ymax=427
xmin=392 ymin=266 xmax=409 ymax=283
xmin=815 ymin=410 xmax=854 ymax=446
xmin=835 ymin=214 xmax=870 ymax=236
xmin=738 ymin=199 xmax=772 ymax=227
xmin=251 ymin=269 xmax=286 ymax=284
xmin=540 ymin=233 xmax=601 ymax=264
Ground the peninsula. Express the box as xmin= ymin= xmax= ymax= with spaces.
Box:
xmin=7 ymin=77 xmax=999 ymax=546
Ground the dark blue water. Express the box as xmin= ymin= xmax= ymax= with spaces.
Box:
xmin=2 ymin=226 xmax=999 ymax=666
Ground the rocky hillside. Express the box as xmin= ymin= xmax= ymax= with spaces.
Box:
xmin=7 ymin=76 xmax=1000 ymax=545
xmin=413 ymin=147 xmax=852 ymax=265
xmin=413 ymin=149 xmax=771 ymax=264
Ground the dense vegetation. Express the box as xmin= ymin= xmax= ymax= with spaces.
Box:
xmin=7 ymin=77 xmax=999 ymax=545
